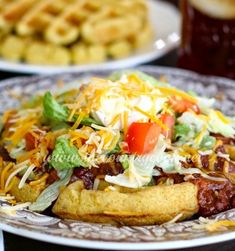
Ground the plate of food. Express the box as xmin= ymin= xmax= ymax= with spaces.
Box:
xmin=0 ymin=0 xmax=180 ymax=74
xmin=0 ymin=66 xmax=235 ymax=250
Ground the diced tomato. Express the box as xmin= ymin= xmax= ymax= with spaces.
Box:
xmin=125 ymin=122 xmax=161 ymax=155
xmin=169 ymin=96 xmax=200 ymax=114
xmin=160 ymin=113 xmax=175 ymax=139
xmin=24 ymin=132 xmax=39 ymax=151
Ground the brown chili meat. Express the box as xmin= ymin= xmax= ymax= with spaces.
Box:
xmin=211 ymin=133 xmax=235 ymax=145
xmin=190 ymin=177 xmax=235 ymax=216
xmin=47 ymin=169 xmax=59 ymax=184
xmin=70 ymin=161 xmax=124 ymax=189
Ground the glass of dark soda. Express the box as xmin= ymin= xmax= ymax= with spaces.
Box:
xmin=178 ymin=0 xmax=235 ymax=79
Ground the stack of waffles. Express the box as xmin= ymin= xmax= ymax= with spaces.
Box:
xmin=0 ymin=0 xmax=153 ymax=65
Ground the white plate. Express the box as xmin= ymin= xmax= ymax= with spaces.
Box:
xmin=0 ymin=0 xmax=180 ymax=74
xmin=0 ymin=66 xmax=235 ymax=250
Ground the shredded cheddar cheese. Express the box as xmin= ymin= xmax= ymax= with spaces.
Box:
xmin=6 ymin=119 xmax=37 ymax=148
xmin=134 ymin=106 xmax=168 ymax=130
xmin=215 ymin=110 xmax=230 ymax=124
xmin=194 ymin=125 xmax=207 ymax=146
xmin=157 ymin=86 xmax=197 ymax=103
xmin=123 ymin=111 xmax=129 ymax=134
xmin=4 ymin=177 xmax=17 ymax=193
xmin=4 ymin=161 xmax=29 ymax=189
xmin=29 ymin=173 xmax=49 ymax=187
xmin=0 ymin=162 xmax=14 ymax=190
xmin=109 ymin=113 xmax=120 ymax=127
xmin=71 ymin=112 xmax=85 ymax=130
xmin=16 ymin=148 xmax=39 ymax=162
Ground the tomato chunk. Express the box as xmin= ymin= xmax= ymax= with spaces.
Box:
xmin=125 ymin=122 xmax=161 ymax=155
xmin=160 ymin=113 xmax=175 ymax=139
xmin=169 ymin=96 xmax=200 ymax=114
xmin=25 ymin=131 xmax=40 ymax=151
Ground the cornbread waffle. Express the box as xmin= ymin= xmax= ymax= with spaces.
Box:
xmin=0 ymin=0 xmax=37 ymax=31
xmin=0 ymin=0 xmax=153 ymax=65
xmin=16 ymin=0 xmax=74 ymax=36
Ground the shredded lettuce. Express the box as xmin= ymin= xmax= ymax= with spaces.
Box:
xmin=43 ymin=92 xmax=69 ymax=122
xmin=107 ymin=144 xmax=121 ymax=155
xmin=105 ymin=155 xmax=153 ymax=188
xmin=80 ymin=117 xmax=101 ymax=126
xmin=208 ymin=110 xmax=235 ymax=138
xmin=105 ymin=134 xmax=191 ymax=188
xmin=49 ymin=137 xmax=88 ymax=170
xmin=199 ymin=135 xmax=216 ymax=150
xmin=177 ymin=110 xmax=235 ymax=141
xmin=43 ymin=91 xmax=100 ymax=127
xmin=29 ymin=169 xmax=73 ymax=212
xmin=119 ymin=155 xmax=129 ymax=169
xmin=174 ymin=124 xmax=191 ymax=142
xmin=177 ymin=112 xmax=205 ymax=132
xmin=159 ymin=152 xmax=186 ymax=173
xmin=105 ymin=135 xmax=167 ymax=188
xmin=174 ymin=123 xmax=216 ymax=150
xmin=50 ymin=121 xmax=70 ymax=131
xmin=196 ymin=97 xmax=215 ymax=114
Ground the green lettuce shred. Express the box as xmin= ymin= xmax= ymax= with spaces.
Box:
xmin=49 ymin=137 xmax=88 ymax=170
xmin=119 ymin=155 xmax=129 ymax=170
xmin=174 ymin=124 xmax=191 ymax=142
xmin=29 ymin=169 xmax=73 ymax=212
xmin=42 ymin=91 xmax=100 ymax=128
xmin=43 ymin=92 xmax=69 ymax=122
xmin=199 ymin=136 xmax=216 ymax=150
xmin=80 ymin=117 xmax=101 ymax=126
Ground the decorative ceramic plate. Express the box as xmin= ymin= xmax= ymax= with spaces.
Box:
xmin=0 ymin=0 xmax=180 ymax=74
xmin=0 ymin=66 xmax=235 ymax=250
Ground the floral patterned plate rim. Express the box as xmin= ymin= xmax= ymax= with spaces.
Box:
xmin=0 ymin=66 xmax=235 ymax=250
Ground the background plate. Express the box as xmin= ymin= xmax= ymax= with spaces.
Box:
xmin=0 ymin=0 xmax=180 ymax=74
xmin=0 ymin=66 xmax=235 ymax=250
